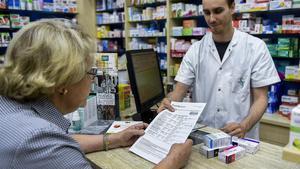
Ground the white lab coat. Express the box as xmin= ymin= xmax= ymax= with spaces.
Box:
xmin=175 ymin=29 xmax=280 ymax=139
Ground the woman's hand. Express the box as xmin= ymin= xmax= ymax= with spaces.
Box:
xmin=110 ymin=123 xmax=148 ymax=148
xmin=154 ymin=139 xmax=193 ymax=169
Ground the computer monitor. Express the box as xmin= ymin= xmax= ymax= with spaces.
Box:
xmin=126 ymin=49 xmax=165 ymax=123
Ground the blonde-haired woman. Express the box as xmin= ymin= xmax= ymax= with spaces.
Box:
xmin=0 ymin=19 xmax=192 ymax=169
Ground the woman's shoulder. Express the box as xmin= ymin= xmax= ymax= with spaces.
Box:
xmin=0 ymin=96 xmax=64 ymax=141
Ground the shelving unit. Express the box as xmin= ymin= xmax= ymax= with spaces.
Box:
xmin=97 ymin=22 xmax=124 ymax=26
xmin=96 ymin=0 xmax=125 ymax=55
xmin=125 ymin=0 xmax=168 ymax=75
xmin=90 ymin=1 xmax=300 ymax=93
xmin=96 ymin=7 xmax=124 ymax=13
xmin=0 ymin=3 xmax=78 ymax=63
xmin=0 ymin=8 xmax=77 ymax=17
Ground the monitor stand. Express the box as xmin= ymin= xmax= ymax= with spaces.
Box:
xmin=132 ymin=109 xmax=157 ymax=124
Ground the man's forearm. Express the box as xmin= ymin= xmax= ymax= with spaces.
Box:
xmin=241 ymin=94 xmax=268 ymax=132
xmin=167 ymin=91 xmax=185 ymax=102
xmin=166 ymin=82 xmax=190 ymax=102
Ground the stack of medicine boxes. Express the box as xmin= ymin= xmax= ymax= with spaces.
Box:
xmin=199 ymin=131 xmax=260 ymax=164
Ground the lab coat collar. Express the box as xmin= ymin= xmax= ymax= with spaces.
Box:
xmin=208 ymin=28 xmax=239 ymax=48
xmin=208 ymin=28 xmax=239 ymax=64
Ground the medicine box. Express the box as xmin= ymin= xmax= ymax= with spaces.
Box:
xmin=232 ymin=137 xmax=260 ymax=154
xmin=199 ymin=143 xmax=228 ymax=158
xmin=270 ymin=0 xmax=292 ymax=10
xmin=118 ymin=84 xmax=131 ymax=111
xmin=279 ymin=104 xmax=296 ymax=118
xmin=172 ymin=27 xmax=183 ymax=36
xmin=285 ymin=66 xmax=300 ymax=79
xmin=282 ymin=95 xmax=299 ymax=105
xmin=218 ymin=146 xmax=246 ymax=164
xmin=183 ymin=19 xmax=196 ymax=28
xmin=204 ymin=132 xmax=232 ymax=149
xmin=0 ymin=15 xmax=10 ymax=28
xmin=289 ymin=105 xmax=300 ymax=150
xmin=182 ymin=28 xmax=192 ymax=36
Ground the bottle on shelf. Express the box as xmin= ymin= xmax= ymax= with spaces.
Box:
xmin=72 ymin=109 xmax=82 ymax=131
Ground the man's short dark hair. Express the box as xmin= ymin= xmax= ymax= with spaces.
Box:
xmin=227 ymin=0 xmax=234 ymax=6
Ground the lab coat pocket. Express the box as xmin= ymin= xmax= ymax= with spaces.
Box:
xmin=231 ymin=73 xmax=250 ymax=102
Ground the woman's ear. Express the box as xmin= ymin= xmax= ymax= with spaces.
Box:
xmin=56 ymin=86 xmax=68 ymax=95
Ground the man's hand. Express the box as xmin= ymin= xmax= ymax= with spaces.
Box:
xmin=157 ymin=98 xmax=175 ymax=113
xmin=221 ymin=122 xmax=247 ymax=138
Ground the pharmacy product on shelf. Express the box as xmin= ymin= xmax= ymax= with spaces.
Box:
xmin=289 ymin=105 xmax=300 ymax=150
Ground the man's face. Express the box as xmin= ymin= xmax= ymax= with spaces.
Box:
xmin=202 ymin=0 xmax=234 ymax=34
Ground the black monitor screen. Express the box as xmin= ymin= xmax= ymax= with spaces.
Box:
xmin=126 ymin=49 xmax=165 ymax=120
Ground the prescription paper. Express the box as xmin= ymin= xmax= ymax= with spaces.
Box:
xmin=129 ymin=102 xmax=206 ymax=164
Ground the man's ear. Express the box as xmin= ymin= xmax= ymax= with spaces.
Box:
xmin=230 ymin=2 xmax=235 ymax=15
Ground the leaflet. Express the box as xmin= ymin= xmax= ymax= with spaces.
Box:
xmin=129 ymin=102 xmax=206 ymax=164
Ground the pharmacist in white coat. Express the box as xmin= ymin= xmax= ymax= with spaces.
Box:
xmin=158 ymin=0 xmax=280 ymax=140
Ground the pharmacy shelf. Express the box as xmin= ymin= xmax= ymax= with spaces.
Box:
xmin=128 ymin=48 xmax=155 ymax=51
xmin=0 ymin=8 xmax=78 ymax=55
xmin=172 ymin=33 xmax=300 ymax=38
xmin=172 ymin=15 xmax=203 ymax=20
xmin=235 ymin=8 xmax=300 ymax=15
xmin=284 ymin=79 xmax=300 ymax=83
xmin=272 ymin=56 xmax=299 ymax=60
xmin=96 ymin=7 xmax=124 ymax=13
xmin=172 ymin=35 xmax=204 ymax=38
xmin=98 ymin=37 xmax=124 ymax=39
xmin=0 ymin=27 xmax=19 ymax=32
xmin=171 ymin=0 xmax=198 ymax=3
xmin=128 ymin=1 xmax=166 ymax=8
xmin=99 ymin=50 xmax=125 ymax=54
xmin=251 ymin=33 xmax=300 ymax=38
xmin=0 ymin=8 xmax=77 ymax=17
xmin=129 ymin=18 xmax=166 ymax=23
xmin=129 ymin=35 xmax=166 ymax=38
xmin=118 ymin=69 xmax=127 ymax=71
xmin=97 ymin=22 xmax=124 ymax=26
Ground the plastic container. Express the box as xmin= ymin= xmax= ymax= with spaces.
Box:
xmin=72 ymin=110 xmax=81 ymax=131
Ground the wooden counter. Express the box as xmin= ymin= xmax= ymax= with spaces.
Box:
xmin=259 ymin=113 xmax=290 ymax=146
xmin=86 ymin=141 xmax=299 ymax=169
xmin=86 ymin=126 xmax=300 ymax=169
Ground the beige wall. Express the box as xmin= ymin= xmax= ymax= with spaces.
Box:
xmin=77 ymin=0 xmax=96 ymax=37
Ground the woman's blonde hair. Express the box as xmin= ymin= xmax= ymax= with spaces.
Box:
xmin=0 ymin=19 xmax=96 ymax=101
